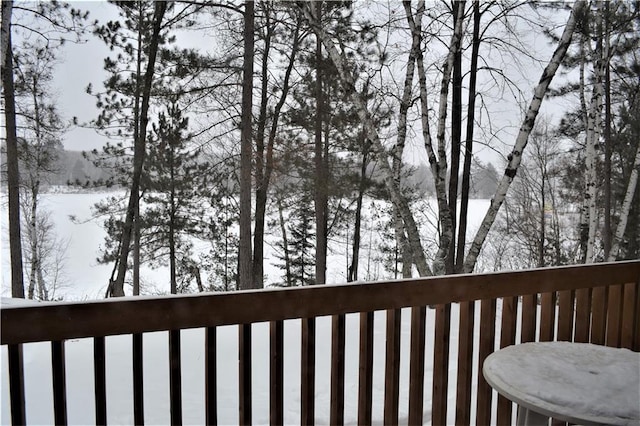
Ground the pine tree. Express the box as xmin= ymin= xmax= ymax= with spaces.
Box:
xmin=275 ymin=188 xmax=316 ymax=287
xmin=142 ymin=100 xmax=206 ymax=294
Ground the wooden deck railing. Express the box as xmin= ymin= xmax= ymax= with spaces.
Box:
xmin=2 ymin=260 xmax=640 ymax=425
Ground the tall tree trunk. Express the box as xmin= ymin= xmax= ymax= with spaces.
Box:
xmin=314 ymin=1 xmax=328 ymax=285
xmin=252 ymin=2 xmax=271 ymax=289
xmin=538 ymin=168 xmax=546 ymax=268
xmin=28 ymin=184 xmax=38 ymax=299
xmin=578 ymin=34 xmax=590 ymax=263
xmin=608 ymin=141 xmax=640 ymax=261
xmin=462 ymin=0 xmax=585 ymax=273
xmin=111 ymin=1 xmax=167 ymax=297
xmin=584 ymin=8 xmax=605 ymax=264
xmin=253 ymin=11 xmax=301 ymax=288
xmin=277 ymin=196 xmax=292 ymax=287
xmin=301 ymin=1 xmax=433 ymax=277
xmin=603 ymin=1 xmax=612 ymax=259
xmin=392 ymin=0 xmax=423 ymax=278
xmin=447 ymin=0 xmax=464 ymax=274
xmin=133 ymin=2 xmax=144 ymax=297
xmin=1 ymin=0 xmax=25 ymax=298
xmin=27 ymin=73 xmax=43 ymax=300
xmin=169 ymin=145 xmax=177 ymax=294
xmin=238 ymin=0 xmax=254 ymax=290
xmin=348 ymin=135 xmax=369 ymax=282
xmin=455 ymin=0 xmax=481 ymax=273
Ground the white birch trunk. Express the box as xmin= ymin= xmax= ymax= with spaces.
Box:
xmin=462 ymin=0 xmax=586 ymax=273
xmin=300 ymin=3 xmax=433 ymax=276
xmin=584 ymin=8 xmax=605 ymax=263
xmin=408 ymin=0 xmax=465 ymax=275
xmin=608 ymin=141 xmax=640 ymax=262
xmin=391 ymin=0 xmax=424 ymax=277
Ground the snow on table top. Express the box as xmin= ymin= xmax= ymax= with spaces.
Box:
xmin=483 ymin=341 xmax=640 ymax=426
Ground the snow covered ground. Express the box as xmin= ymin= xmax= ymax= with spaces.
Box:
xmin=1 ymin=191 xmax=491 ymax=299
xmin=1 ymin=192 xmax=496 ymax=425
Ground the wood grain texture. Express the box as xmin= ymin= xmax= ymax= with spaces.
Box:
xmin=4 ymin=262 xmax=638 ymax=345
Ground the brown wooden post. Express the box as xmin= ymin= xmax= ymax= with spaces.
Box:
xmin=8 ymin=344 xmax=26 ymax=426
xmin=606 ymin=284 xmax=623 ymax=347
xmin=476 ymin=299 xmax=496 ymax=426
xmin=330 ymin=314 xmax=346 ymax=425
xmin=133 ymin=333 xmax=144 ymax=426
xmin=408 ymin=306 xmax=426 ymax=426
xmin=590 ymin=286 xmax=608 ymax=345
xmin=239 ymin=324 xmax=252 ymax=425
xmin=432 ymin=303 xmax=451 ymax=426
xmin=384 ymin=309 xmax=401 ymax=425
xmin=301 ymin=318 xmax=315 ymax=425
xmin=51 ymin=340 xmax=67 ymax=426
xmin=94 ymin=337 xmax=107 ymax=425
xmin=455 ymin=301 xmax=475 ymax=425
xmin=496 ymin=297 xmax=517 ymax=425
xmin=270 ymin=321 xmax=284 ymax=426
xmin=357 ymin=312 xmax=374 ymax=426
xmin=206 ymin=327 xmax=217 ymax=426
xmin=170 ymin=329 xmax=182 ymax=425
xmin=539 ymin=292 xmax=556 ymax=342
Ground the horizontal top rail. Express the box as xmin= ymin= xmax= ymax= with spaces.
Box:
xmin=2 ymin=261 xmax=639 ymax=345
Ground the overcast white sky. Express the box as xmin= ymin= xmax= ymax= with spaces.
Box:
xmin=46 ymin=0 xmax=569 ymax=167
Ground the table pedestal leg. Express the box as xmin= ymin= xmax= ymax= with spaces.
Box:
xmin=517 ymin=405 xmax=550 ymax=426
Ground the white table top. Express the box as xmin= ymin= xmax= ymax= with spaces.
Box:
xmin=483 ymin=342 xmax=640 ymax=426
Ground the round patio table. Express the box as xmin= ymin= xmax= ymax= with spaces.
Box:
xmin=483 ymin=341 xmax=640 ymax=426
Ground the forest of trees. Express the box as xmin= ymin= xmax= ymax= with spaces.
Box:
xmin=2 ymin=0 xmax=639 ymax=299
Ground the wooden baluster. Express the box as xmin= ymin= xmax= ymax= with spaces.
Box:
xmin=239 ymin=324 xmax=252 ymax=426
xmin=133 ymin=333 xmax=144 ymax=425
xmin=455 ymin=301 xmax=475 ymax=426
xmin=496 ymin=297 xmax=517 ymax=426
xmin=574 ymin=288 xmax=592 ymax=343
xmin=94 ymin=337 xmax=107 ymax=425
xmin=357 ymin=312 xmax=374 ymax=426
xmin=408 ymin=306 xmax=426 ymax=426
xmin=206 ymin=327 xmax=217 ymax=426
xmin=170 ymin=330 xmax=182 ymax=425
xmin=556 ymin=290 xmax=575 ymax=342
xmin=539 ymin=292 xmax=556 ymax=342
xmin=330 ymin=314 xmax=346 ymax=426
xmin=301 ymin=318 xmax=315 ymax=426
xmin=633 ymin=281 xmax=640 ymax=351
xmin=590 ymin=286 xmax=608 ymax=345
xmin=52 ymin=340 xmax=67 ymax=426
xmin=620 ymin=283 xmax=637 ymax=349
xmin=476 ymin=299 xmax=496 ymax=426
xmin=606 ymin=284 xmax=623 ymax=347
xmin=384 ymin=309 xmax=401 ymax=425
xmin=8 ymin=344 xmax=26 ymax=426
xmin=270 ymin=321 xmax=284 ymax=426
xmin=520 ymin=294 xmax=537 ymax=343
xmin=432 ymin=303 xmax=451 ymax=426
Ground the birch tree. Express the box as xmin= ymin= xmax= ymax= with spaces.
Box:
xmin=462 ymin=0 xmax=586 ymax=272
xmin=608 ymin=141 xmax=640 ymax=261
xmin=298 ymin=1 xmax=433 ymax=277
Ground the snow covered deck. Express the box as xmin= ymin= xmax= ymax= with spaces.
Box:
xmin=2 ymin=261 xmax=639 ymax=425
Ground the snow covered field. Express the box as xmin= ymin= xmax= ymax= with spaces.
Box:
xmin=1 ymin=192 xmax=495 ymax=425
xmin=1 ymin=191 xmax=491 ymax=299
